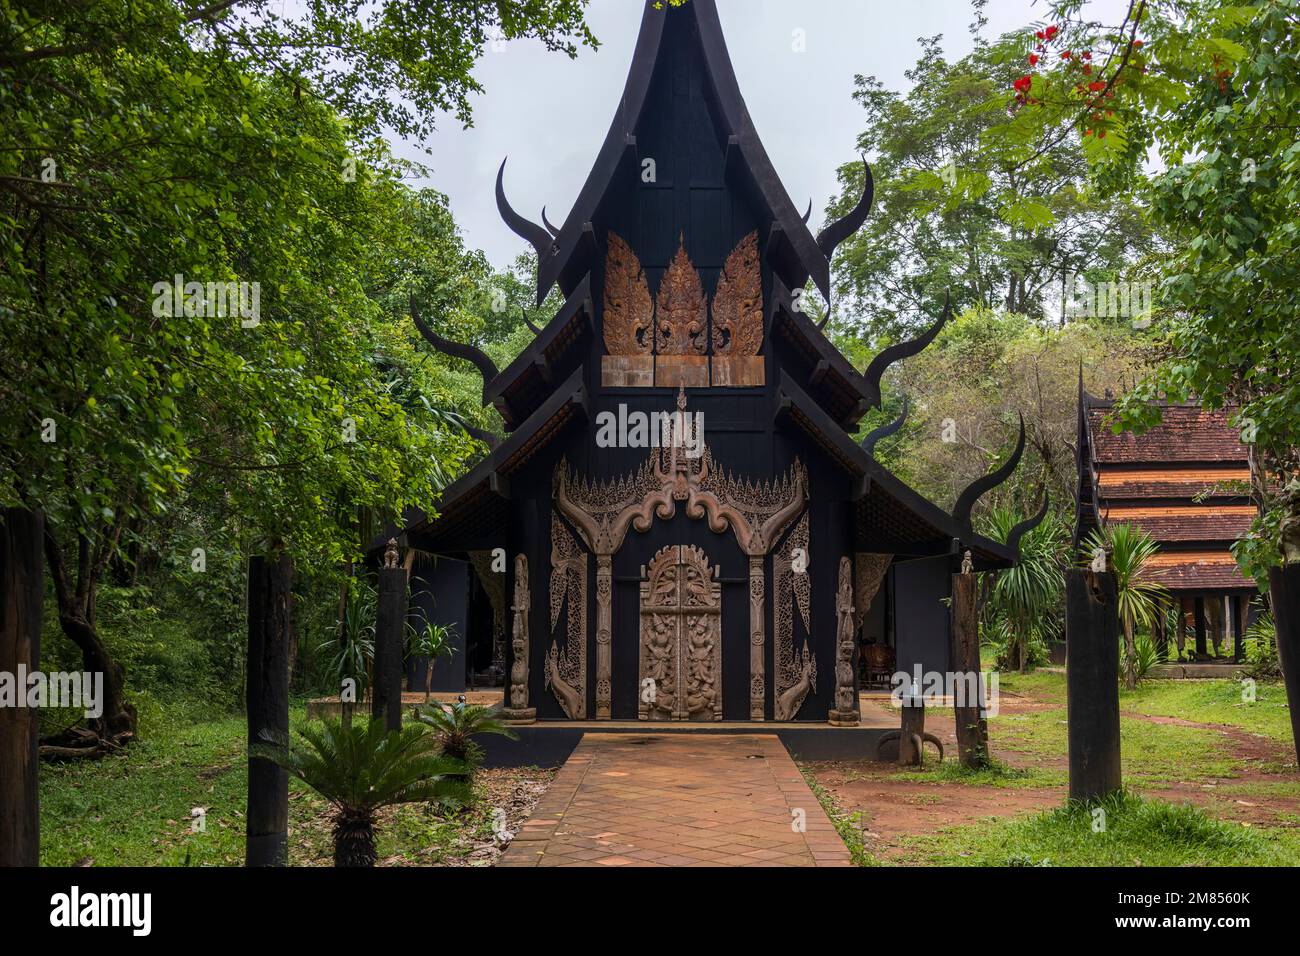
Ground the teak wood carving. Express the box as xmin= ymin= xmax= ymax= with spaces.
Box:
xmin=546 ymin=513 xmax=588 ymax=719
xmin=554 ymin=397 xmax=806 ymax=719
xmin=503 ymin=554 xmax=536 ymax=723
xmin=774 ymin=510 xmax=815 ymax=721
xmin=638 ymin=545 xmax=723 ymax=721
xmin=828 ymin=556 xmax=859 ymax=726
xmin=712 ymin=230 xmax=763 ymax=356
xmin=602 ymin=231 xmax=653 ymax=356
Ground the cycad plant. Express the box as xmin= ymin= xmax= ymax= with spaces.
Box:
xmin=254 ymin=718 xmax=469 ymax=867
xmin=415 ymin=703 xmax=519 ymax=784
xmin=982 ymin=507 xmax=1066 ymax=672
xmin=1083 ymin=524 xmax=1169 ymax=689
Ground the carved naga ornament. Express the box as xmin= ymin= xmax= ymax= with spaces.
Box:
xmin=656 ymin=235 xmax=708 ymax=356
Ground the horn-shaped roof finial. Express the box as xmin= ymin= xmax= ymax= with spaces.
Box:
xmin=410 ymin=297 xmax=500 ymax=404
xmin=541 ymin=206 xmax=561 ymax=238
xmin=862 ymin=291 xmax=951 ymax=408
xmin=496 ymin=158 xmax=554 ymax=260
xmin=952 ymin=413 xmax=1027 ymax=539
xmin=861 ymin=396 xmax=909 ymax=459
xmin=817 ymin=159 xmax=874 ymax=261
xmin=1006 ymin=486 xmax=1050 ymax=562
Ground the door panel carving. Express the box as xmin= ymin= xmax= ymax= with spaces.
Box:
xmin=638 ymin=545 xmax=722 ymax=721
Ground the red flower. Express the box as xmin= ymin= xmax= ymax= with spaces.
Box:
xmin=1134 ymin=40 xmax=1144 ymax=48
xmin=1061 ymin=51 xmax=1072 ymax=59
xmin=1088 ymin=81 xmax=1106 ymax=92
xmin=1035 ymin=30 xmax=1045 ymax=40
xmin=1082 ymin=51 xmax=1092 ymax=60
xmin=1044 ymin=25 xmax=1059 ymax=40
xmin=1014 ymin=75 xmax=1033 ymax=93
xmin=1083 ymin=64 xmax=1093 ymax=75
xmin=1029 ymin=54 xmax=1039 ymax=66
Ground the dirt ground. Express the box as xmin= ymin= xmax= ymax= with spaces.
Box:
xmin=803 ymin=688 xmax=1300 ymax=860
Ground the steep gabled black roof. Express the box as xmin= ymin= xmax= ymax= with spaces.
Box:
xmin=525 ymin=0 xmax=829 ymax=305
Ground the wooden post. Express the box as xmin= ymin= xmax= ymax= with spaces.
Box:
xmin=950 ymin=561 xmax=988 ymax=768
xmin=1269 ymin=564 xmax=1300 ymax=766
xmin=1065 ymin=567 xmax=1122 ymax=802
xmin=898 ymin=690 xmax=927 ymax=767
xmin=1194 ymin=596 xmax=1207 ymax=657
xmin=1154 ymin=597 xmax=1168 ymax=662
xmin=0 ymin=508 xmax=43 ymax=866
xmin=1231 ymin=594 xmax=1244 ymax=664
xmin=373 ymin=540 xmax=406 ymax=732
xmin=246 ymin=550 xmax=293 ymax=867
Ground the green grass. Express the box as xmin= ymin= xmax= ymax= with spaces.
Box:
xmin=1121 ymin=679 xmax=1296 ymax=747
xmin=892 ymin=791 xmax=1300 ymax=866
xmin=40 ymin=709 xmax=252 ymax=866
xmin=39 ymin=703 xmax=525 ymax=867
xmin=801 ymin=771 xmax=878 ymax=867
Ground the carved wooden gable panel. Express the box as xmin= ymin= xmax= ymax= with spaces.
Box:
xmin=600 ymin=230 xmax=764 ymax=389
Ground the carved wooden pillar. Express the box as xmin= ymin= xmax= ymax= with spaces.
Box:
xmin=828 ymin=557 xmax=859 ymax=726
xmin=596 ymin=554 xmax=613 ymax=719
xmin=749 ymin=555 xmax=765 ymax=720
xmin=503 ymin=554 xmax=536 ymax=723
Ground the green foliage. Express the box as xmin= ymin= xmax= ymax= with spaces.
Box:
xmin=825 ymin=35 xmax=1158 ymax=340
xmin=254 ymin=717 xmax=470 ymax=866
xmin=982 ymin=506 xmax=1067 ymax=671
xmin=1083 ymin=523 xmax=1169 ymax=687
xmin=415 ymin=702 xmax=519 ymax=783
xmin=318 ymin=579 xmax=377 ymax=695
xmin=1243 ymin=609 xmax=1282 ymax=679
xmin=1129 ymin=632 xmax=1162 ymax=684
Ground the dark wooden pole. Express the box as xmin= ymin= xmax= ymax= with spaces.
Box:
xmin=373 ymin=540 xmax=406 ymax=732
xmin=1269 ymin=564 xmax=1300 ymax=766
xmin=1154 ymin=597 xmax=1168 ymax=662
xmin=1066 ymin=567 xmax=1122 ymax=802
xmin=0 ymin=508 xmax=43 ymax=866
xmin=1194 ymin=596 xmax=1207 ymax=657
xmin=1231 ymin=594 xmax=1244 ymax=663
xmin=246 ymin=550 xmax=293 ymax=867
xmin=898 ymin=694 xmax=926 ymax=767
xmin=950 ymin=568 xmax=988 ymax=768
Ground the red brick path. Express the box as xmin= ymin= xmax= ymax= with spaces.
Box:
xmin=497 ymin=733 xmax=852 ymax=867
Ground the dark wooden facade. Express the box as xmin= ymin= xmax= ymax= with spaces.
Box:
xmin=388 ymin=1 xmax=1039 ymax=723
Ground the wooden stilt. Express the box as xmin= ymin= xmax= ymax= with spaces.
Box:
xmin=1194 ymin=596 xmax=1207 ymax=658
xmin=246 ymin=550 xmax=293 ymax=867
xmin=1066 ymin=567 xmax=1122 ymax=802
xmin=0 ymin=508 xmax=42 ymax=867
xmin=1231 ymin=594 xmax=1244 ymax=664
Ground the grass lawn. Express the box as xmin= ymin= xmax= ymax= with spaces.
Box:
xmin=38 ymin=704 xmax=552 ymax=867
xmin=805 ymin=670 xmax=1300 ymax=866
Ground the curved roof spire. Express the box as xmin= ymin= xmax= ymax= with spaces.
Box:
xmin=862 ymin=292 xmax=952 ymax=408
xmin=817 ymin=159 xmax=874 ymax=261
xmin=495 ymin=158 xmax=554 ymax=262
xmin=529 ymin=0 xmax=830 ymax=304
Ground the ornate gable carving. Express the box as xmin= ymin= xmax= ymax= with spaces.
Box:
xmin=655 ymin=235 xmax=707 ymax=356
xmin=602 ymin=230 xmax=653 ymax=356
xmin=712 ymin=231 xmax=763 ymax=356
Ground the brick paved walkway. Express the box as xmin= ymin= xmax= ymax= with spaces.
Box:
xmin=497 ymin=733 xmax=851 ymax=867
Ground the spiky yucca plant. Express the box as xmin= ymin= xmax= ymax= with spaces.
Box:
xmin=983 ymin=506 xmax=1066 ymax=672
xmin=1083 ymin=524 xmax=1169 ymax=689
xmin=254 ymin=718 xmax=469 ymax=867
xmin=415 ymin=703 xmax=519 ymax=784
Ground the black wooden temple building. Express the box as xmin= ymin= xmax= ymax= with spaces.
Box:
xmin=387 ymin=0 xmax=1041 ymax=723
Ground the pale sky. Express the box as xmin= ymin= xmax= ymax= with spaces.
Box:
xmin=399 ymin=0 xmax=1132 ymax=271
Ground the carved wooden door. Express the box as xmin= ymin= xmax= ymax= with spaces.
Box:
xmin=638 ymin=545 xmax=723 ymax=721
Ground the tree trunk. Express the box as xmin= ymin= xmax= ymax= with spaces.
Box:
xmin=333 ymin=809 xmax=377 ymax=867
xmin=41 ymin=523 xmax=136 ymax=743
xmin=1 ymin=508 xmax=43 ymax=866
xmin=246 ymin=550 xmax=293 ymax=867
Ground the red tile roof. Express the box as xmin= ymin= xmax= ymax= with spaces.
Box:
xmin=1088 ymin=406 xmax=1245 ymax=464
xmin=1083 ymin=400 xmax=1256 ymax=593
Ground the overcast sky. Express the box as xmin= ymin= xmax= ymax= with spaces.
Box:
xmin=398 ymin=0 xmax=1131 ymax=271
